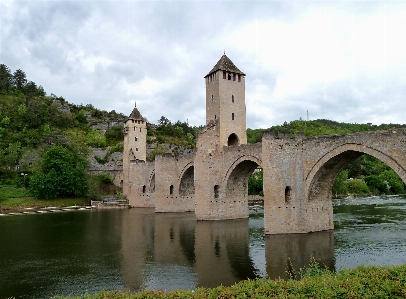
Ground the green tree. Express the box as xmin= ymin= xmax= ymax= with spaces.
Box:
xmin=30 ymin=145 xmax=88 ymax=199
xmin=332 ymin=169 xmax=348 ymax=197
xmin=0 ymin=64 xmax=12 ymax=92
xmin=248 ymin=169 xmax=263 ymax=195
xmin=12 ymin=69 xmax=27 ymax=90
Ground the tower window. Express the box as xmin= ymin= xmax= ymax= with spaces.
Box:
xmin=232 ymin=113 xmax=234 ymax=120
xmin=135 ymin=137 xmax=138 ymax=141
xmin=136 ymin=148 xmax=138 ymax=151
xmin=215 ymin=115 xmax=216 ymax=119
xmin=238 ymin=74 xmax=241 ymax=82
xmin=132 ymin=120 xmax=134 ymax=123
xmin=140 ymin=128 xmax=142 ymax=132
xmin=232 ymin=95 xmax=234 ymax=103
xmin=142 ymin=185 xmax=146 ymax=193
xmin=170 ymin=185 xmax=174 ymax=195
xmin=134 ymin=126 xmax=135 ymax=131
xmin=223 ymin=71 xmax=226 ymax=79
xmin=233 ymin=74 xmax=236 ymax=81
xmin=228 ymin=73 xmax=231 ymax=80
xmin=211 ymin=95 xmax=213 ymax=103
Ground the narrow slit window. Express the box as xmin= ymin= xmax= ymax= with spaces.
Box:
xmin=142 ymin=185 xmax=146 ymax=193
xmin=232 ymin=113 xmax=234 ymax=120
xmin=214 ymin=185 xmax=220 ymax=198
xmin=285 ymin=186 xmax=292 ymax=203
xmin=223 ymin=71 xmax=226 ymax=79
xmin=170 ymin=185 xmax=174 ymax=195
xmin=232 ymin=95 xmax=234 ymax=103
xmin=211 ymin=95 xmax=213 ymax=103
xmin=238 ymin=74 xmax=241 ymax=82
xmin=228 ymin=73 xmax=231 ymax=80
xmin=135 ymin=137 xmax=138 ymax=141
xmin=233 ymin=73 xmax=236 ymax=81
xmin=135 ymin=148 xmax=138 ymax=151
xmin=134 ymin=126 xmax=135 ymax=131
xmin=140 ymin=128 xmax=142 ymax=132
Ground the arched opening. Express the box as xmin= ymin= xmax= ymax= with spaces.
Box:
xmin=170 ymin=185 xmax=174 ymax=195
xmin=224 ymin=158 xmax=262 ymax=219
xmin=226 ymin=160 xmax=260 ymax=199
xmin=308 ymin=150 xmax=363 ymax=202
xmin=179 ymin=166 xmax=195 ymax=197
xmin=227 ymin=133 xmax=239 ymax=146
xmin=142 ymin=185 xmax=146 ymax=193
xmin=307 ymin=148 xmax=406 ymax=202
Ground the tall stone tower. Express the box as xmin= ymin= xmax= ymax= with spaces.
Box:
xmin=204 ymin=54 xmax=247 ymax=147
xmin=123 ymin=102 xmax=147 ymax=164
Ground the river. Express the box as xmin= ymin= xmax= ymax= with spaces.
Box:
xmin=0 ymin=195 xmax=405 ymax=298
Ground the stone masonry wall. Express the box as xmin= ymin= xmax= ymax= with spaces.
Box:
xmin=154 ymin=152 xmax=195 ymax=212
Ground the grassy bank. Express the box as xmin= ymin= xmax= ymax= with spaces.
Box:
xmin=0 ymin=185 xmax=88 ymax=211
xmin=54 ymin=264 xmax=406 ymax=299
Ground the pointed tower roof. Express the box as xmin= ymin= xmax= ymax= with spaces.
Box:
xmin=205 ymin=54 xmax=245 ymax=78
xmin=126 ymin=102 xmax=145 ymax=121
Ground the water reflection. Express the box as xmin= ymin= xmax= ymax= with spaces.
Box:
xmin=1 ymin=196 xmax=406 ymax=298
xmin=119 ymin=209 xmax=335 ymax=290
xmin=265 ymin=231 xmax=335 ymax=279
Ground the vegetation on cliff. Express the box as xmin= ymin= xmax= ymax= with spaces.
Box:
xmin=0 ymin=64 xmax=124 ymax=201
xmin=54 ymin=264 xmax=406 ymax=299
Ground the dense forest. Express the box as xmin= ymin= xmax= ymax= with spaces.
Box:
xmin=1 ymin=63 xmax=405 ymax=199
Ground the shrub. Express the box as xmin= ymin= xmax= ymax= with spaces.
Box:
xmin=347 ymin=179 xmax=370 ymax=195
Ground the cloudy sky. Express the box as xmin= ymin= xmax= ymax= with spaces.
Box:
xmin=1 ymin=0 xmax=405 ymax=128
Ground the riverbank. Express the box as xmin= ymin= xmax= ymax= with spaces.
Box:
xmin=0 ymin=194 xmax=88 ymax=212
xmin=54 ymin=264 xmax=406 ymax=298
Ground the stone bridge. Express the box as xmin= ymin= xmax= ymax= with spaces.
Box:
xmin=125 ymin=127 xmax=406 ymax=234
xmin=262 ymin=128 xmax=406 ymax=234
xmin=123 ymin=55 xmax=406 ymax=234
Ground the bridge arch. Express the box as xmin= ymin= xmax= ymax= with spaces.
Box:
xmin=178 ymin=162 xmax=195 ymax=197
xmin=223 ymin=155 xmax=262 ymax=198
xmin=305 ymin=143 xmax=406 ymax=202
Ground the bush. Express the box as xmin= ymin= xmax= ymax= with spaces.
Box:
xmin=105 ymin=126 xmax=124 ymax=145
xmin=347 ymin=179 xmax=370 ymax=195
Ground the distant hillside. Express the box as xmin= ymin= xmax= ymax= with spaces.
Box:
xmin=247 ymin=119 xmax=406 ymax=143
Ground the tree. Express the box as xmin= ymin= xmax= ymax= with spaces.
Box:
xmin=248 ymin=169 xmax=263 ymax=195
xmin=30 ymin=145 xmax=88 ymax=199
xmin=0 ymin=64 xmax=12 ymax=92
xmin=12 ymin=69 xmax=27 ymax=90
xmin=158 ymin=116 xmax=170 ymax=127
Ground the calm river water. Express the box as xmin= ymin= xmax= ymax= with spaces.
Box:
xmin=1 ymin=195 xmax=406 ymax=299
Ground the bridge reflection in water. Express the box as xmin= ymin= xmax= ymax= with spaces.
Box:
xmin=119 ymin=208 xmax=335 ymax=291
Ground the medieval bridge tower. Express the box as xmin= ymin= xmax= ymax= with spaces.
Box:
xmin=205 ymin=54 xmax=247 ymax=147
